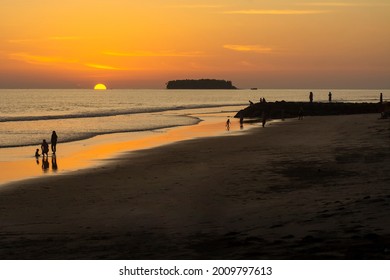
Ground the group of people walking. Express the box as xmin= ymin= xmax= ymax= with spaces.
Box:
xmin=35 ymin=131 xmax=58 ymax=158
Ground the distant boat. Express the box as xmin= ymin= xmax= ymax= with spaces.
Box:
xmin=250 ymin=88 xmax=258 ymax=90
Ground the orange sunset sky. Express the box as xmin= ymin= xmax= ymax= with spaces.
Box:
xmin=1 ymin=0 xmax=389 ymax=89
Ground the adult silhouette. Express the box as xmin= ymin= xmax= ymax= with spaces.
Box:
xmin=41 ymin=139 xmax=49 ymax=157
xmin=51 ymin=131 xmax=58 ymax=154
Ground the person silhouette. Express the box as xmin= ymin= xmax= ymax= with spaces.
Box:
xmin=309 ymin=92 xmax=313 ymax=103
xmin=380 ymin=93 xmax=383 ymax=104
xmin=328 ymin=92 xmax=332 ymax=103
xmin=51 ymin=131 xmax=58 ymax=154
xmin=298 ymin=107 xmax=304 ymax=120
xmin=226 ymin=118 xmax=231 ymax=130
xmin=41 ymin=139 xmax=49 ymax=157
xmin=262 ymin=111 xmax=267 ymax=127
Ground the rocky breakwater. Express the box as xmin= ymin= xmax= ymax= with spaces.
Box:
xmin=235 ymin=101 xmax=388 ymax=120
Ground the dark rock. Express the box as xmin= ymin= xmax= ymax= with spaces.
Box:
xmin=166 ymin=79 xmax=237 ymax=89
xmin=235 ymin=101 xmax=384 ymax=119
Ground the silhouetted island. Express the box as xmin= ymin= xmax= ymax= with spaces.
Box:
xmin=166 ymin=79 xmax=237 ymax=89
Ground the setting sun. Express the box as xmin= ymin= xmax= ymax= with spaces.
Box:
xmin=0 ymin=1 xmax=389 ymax=89
xmin=94 ymin=83 xmax=107 ymax=90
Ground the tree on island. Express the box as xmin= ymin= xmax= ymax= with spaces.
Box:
xmin=166 ymin=79 xmax=237 ymax=89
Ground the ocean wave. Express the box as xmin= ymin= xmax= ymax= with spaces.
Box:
xmin=0 ymin=103 xmax=244 ymax=123
xmin=0 ymin=116 xmax=202 ymax=148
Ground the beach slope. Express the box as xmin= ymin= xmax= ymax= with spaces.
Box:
xmin=0 ymin=114 xmax=389 ymax=259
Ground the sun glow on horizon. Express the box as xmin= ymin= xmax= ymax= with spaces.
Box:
xmin=94 ymin=83 xmax=107 ymax=90
xmin=1 ymin=0 xmax=389 ymax=89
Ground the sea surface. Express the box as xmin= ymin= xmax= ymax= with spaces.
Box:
xmin=0 ymin=89 xmax=387 ymax=149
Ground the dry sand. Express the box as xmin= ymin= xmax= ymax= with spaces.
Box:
xmin=0 ymin=114 xmax=389 ymax=259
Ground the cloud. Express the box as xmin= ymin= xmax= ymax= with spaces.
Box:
xmin=173 ymin=4 xmax=224 ymax=9
xmin=222 ymin=9 xmax=330 ymax=15
xmin=48 ymin=36 xmax=80 ymax=41
xmin=7 ymin=51 xmax=131 ymax=71
xmin=223 ymin=45 xmax=273 ymax=53
xmin=7 ymin=52 xmax=126 ymax=71
xmin=7 ymin=36 xmax=80 ymax=44
xmin=301 ymin=2 xmax=360 ymax=6
xmin=8 ymin=52 xmax=77 ymax=64
xmin=7 ymin=39 xmax=35 ymax=43
xmin=299 ymin=2 xmax=390 ymax=7
xmin=103 ymin=50 xmax=203 ymax=57
xmin=85 ymin=63 xmax=125 ymax=70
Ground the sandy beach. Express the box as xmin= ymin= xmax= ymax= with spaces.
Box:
xmin=0 ymin=114 xmax=389 ymax=259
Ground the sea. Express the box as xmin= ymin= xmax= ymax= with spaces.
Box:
xmin=0 ymin=89 xmax=387 ymax=149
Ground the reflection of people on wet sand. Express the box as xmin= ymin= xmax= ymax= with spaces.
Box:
xmin=41 ymin=139 xmax=49 ymax=157
xmin=51 ymin=131 xmax=58 ymax=154
xmin=42 ymin=156 xmax=50 ymax=172
xmin=35 ymin=148 xmax=40 ymax=165
xmin=52 ymin=154 xmax=58 ymax=172
xmin=226 ymin=118 xmax=231 ymax=130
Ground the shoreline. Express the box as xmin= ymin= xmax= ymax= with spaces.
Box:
xmin=0 ymin=109 xmax=255 ymax=186
xmin=0 ymin=114 xmax=389 ymax=259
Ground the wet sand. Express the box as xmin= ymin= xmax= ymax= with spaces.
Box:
xmin=0 ymin=111 xmax=247 ymax=185
xmin=0 ymin=114 xmax=389 ymax=259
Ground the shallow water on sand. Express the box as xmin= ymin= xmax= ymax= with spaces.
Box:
xmin=0 ymin=89 xmax=387 ymax=148
xmin=0 ymin=88 xmax=387 ymax=185
xmin=0 ymin=109 xmax=256 ymax=186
